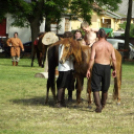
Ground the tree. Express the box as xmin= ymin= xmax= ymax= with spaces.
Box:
xmin=0 ymin=0 xmax=69 ymax=66
xmin=124 ymin=0 xmax=133 ymax=58
xmin=70 ymin=0 xmax=122 ymax=24
xmin=119 ymin=22 xmax=134 ymax=38
xmin=0 ymin=0 xmax=122 ymax=66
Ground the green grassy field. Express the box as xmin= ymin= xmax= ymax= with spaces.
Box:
xmin=0 ymin=58 xmax=134 ymax=134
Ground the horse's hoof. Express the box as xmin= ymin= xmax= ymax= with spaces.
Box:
xmin=88 ymin=105 xmax=92 ymax=109
xmin=117 ymin=102 xmax=121 ymax=105
xmin=95 ymin=107 xmax=102 ymax=113
xmin=45 ymin=100 xmax=48 ymax=105
xmin=74 ymin=103 xmax=81 ymax=108
xmin=55 ymin=103 xmax=62 ymax=108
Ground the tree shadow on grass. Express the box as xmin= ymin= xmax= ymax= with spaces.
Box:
xmin=119 ymin=112 xmax=134 ymax=116
xmin=20 ymin=65 xmax=33 ymax=67
xmin=0 ymin=63 xmax=36 ymax=68
xmin=0 ymin=63 xmax=12 ymax=66
xmin=10 ymin=96 xmax=95 ymax=111
xmin=122 ymin=61 xmax=134 ymax=66
xmin=10 ymin=96 xmax=56 ymax=107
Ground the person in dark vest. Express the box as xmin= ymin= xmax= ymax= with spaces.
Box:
xmin=86 ymin=29 xmax=116 ymax=113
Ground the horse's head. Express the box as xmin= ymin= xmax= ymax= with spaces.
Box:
xmin=59 ymin=38 xmax=82 ymax=64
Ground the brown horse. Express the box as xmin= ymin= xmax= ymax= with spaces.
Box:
xmin=59 ymin=38 xmax=122 ymax=106
xmin=45 ymin=38 xmax=92 ymax=106
xmin=31 ymin=32 xmax=73 ymax=68
xmin=45 ymin=38 xmax=75 ymax=104
xmin=31 ymin=33 xmax=48 ymax=67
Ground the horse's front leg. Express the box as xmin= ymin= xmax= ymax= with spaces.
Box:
xmin=87 ymin=77 xmax=92 ymax=108
xmin=45 ymin=79 xmax=50 ymax=104
xmin=42 ymin=46 xmax=48 ymax=68
xmin=76 ymin=76 xmax=83 ymax=104
xmin=114 ymin=76 xmax=121 ymax=105
xmin=31 ymin=46 xmax=36 ymax=67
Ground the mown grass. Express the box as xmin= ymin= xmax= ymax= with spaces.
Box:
xmin=0 ymin=58 xmax=134 ymax=134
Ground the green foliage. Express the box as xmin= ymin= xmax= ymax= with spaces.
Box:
xmin=70 ymin=0 xmax=122 ymax=24
xmin=119 ymin=22 xmax=134 ymax=38
xmin=0 ymin=0 xmax=9 ymax=22
xmin=70 ymin=0 xmax=94 ymax=24
xmin=96 ymin=0 xmax=122 ymax=11
xmin=0 ymin=0 xmax=122 ymax=28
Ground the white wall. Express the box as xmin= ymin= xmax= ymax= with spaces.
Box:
xmin=40 ymin=18 xmax=45 ymax=33
xmin=58 ymin=18 xmax=65 ymax=34
xmin=6 ymin=14 xmax=45 ymax=43
xmin=5 ymin=13 xmax=67 ymax=43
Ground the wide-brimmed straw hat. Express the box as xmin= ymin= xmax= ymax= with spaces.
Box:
xmin=42 ymin=32 xmax=59 ymax=45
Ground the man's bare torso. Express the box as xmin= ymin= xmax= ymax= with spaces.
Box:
xmin=94 ymin=40 xmax=113 ymax=65
xmin=86 ymin=29 xmax=97 ymax=46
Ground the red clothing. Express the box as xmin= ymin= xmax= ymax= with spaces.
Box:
xmin=33 ymin=39 xmax=39 ymax=45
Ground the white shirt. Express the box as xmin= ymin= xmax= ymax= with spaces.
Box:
xmin=58 ymin=44 xmax=74 ymax=71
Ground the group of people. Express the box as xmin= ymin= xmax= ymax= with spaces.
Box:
xmin=6 ymin=21 xmax=117 ymax=113
xmin=56 ymin=22 xmax=117 ymax=113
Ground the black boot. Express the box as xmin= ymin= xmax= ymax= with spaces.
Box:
xmin=93 ymin=91 xmax=102 ymax=113
xmin=55 ymin=88 xmax=64 ymax=108
xmin=101 ymin=92 xmax=108 ymax=109
xmin=68 ymin=90 xmax=72 ymax=102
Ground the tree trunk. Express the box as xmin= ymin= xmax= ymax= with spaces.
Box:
xmin=30 ymin=19 xmax=40 ymax=67
xmin=124 ymin=0 xmax=133 ymax=59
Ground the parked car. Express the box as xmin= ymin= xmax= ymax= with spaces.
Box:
xmin=21 ymin=41 xmax=32 ymax=58
xmin=0 ymin=39 xmax=5 ymax=53
xmin=23 ymin=41 xmax=32 ymax=53
xmin=107 ymin=38 xmax=134 ymax=59
xmin=0 ymin=44 xmax=4 ymax=53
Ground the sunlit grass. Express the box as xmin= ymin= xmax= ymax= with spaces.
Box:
xmin=0 ymin=58 xmax=134 ymax=134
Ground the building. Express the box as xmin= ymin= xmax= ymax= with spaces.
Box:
xmin=71 ymin=10 xmax=122 ymax=31
xmin=0 ymin=13 xmax=45 ymax=43
xmin=0 ymin=14 xmax=72 ymax=43
xmin=0 ymin=1 xmax=133 ymax=42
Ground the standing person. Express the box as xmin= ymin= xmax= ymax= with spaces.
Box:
xmin=74 ymin=30 xmax=86 ymax=46
xmin=7 ymin=32 xmax=24 ymax=66
xmin=56 ymin=32 xmax=74 ymax=107
xmin=81 ymin=21 xmax=98 ymax=47
xmin=86 ymin=29 xmax=116 ymax=113
xmin=74 ymin=30 xmax=83 ymax=40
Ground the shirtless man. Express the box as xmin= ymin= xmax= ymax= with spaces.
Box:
xmin=81 ymin=21 xmax=98 ymax=47
xmin=86 ymin=28 xmax=116 ymax=113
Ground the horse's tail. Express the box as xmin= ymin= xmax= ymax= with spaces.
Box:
xmin=113 ymin=54 xmax=122 ymax=101
xmin=120 ymin=58 xmax=122 ymax=84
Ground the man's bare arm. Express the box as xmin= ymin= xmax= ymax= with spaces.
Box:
xmin=88 ymin=45 xmax=96 ymax=70
xmin=6 ymin=38 xmax=12 ymax=47
xmin=91 ymin=28 xmax=98 ymax=33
